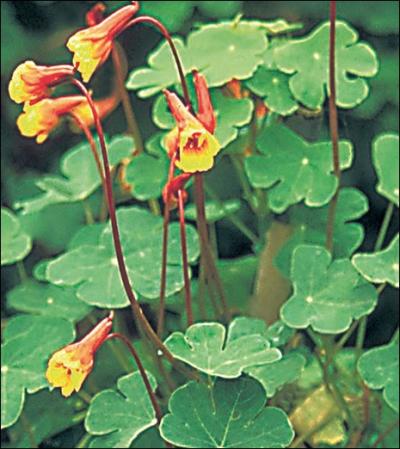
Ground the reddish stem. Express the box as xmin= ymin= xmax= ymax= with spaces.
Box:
xmin=105 ymin=333 xmax=162 ymax=424
xmin=194 ymin=174 xmax=230 ymax=321
xmin=125 ymin=16 xmax=191 ymax=108
xmin=178 ymin=189 xmax=193 ymax=326
xmin=70 ymin=78 xmax=177 ymax=366
xmin=325 ymin=0 xmax=341 ymax=252
xmin=157 ymin=204 xmax=171 ymax=337
xmin=157 ymin=152 xmax=177 ymax=336
xmin=69 ymin=112 xmax=105 ymax=184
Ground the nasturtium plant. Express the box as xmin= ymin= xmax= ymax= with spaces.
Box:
xmin=245 ymin=123 xmax=353 ymax=213
xmin=358 ymin=341 xmax=399 ymax=413
xmin=280 ymin=245 xmax=378 ymax=333
xmin=160 ymin=378 xmax=295 ymax=448
xmin=246 ymin=66 xmax=298 ymax=115
xmin=153 ymin=89 xmax=254 ymax=148
xmin=46 ymin=206 xmax=200 ymax=307
xmin=14 ymin=135 xmax=133 ymax=214
xmin=274 ymin=20 xmax=379 ymax=109
xmin=352 ymin=234 xmax=400 ymax=288
xmin=164 ymin=319 xmax=281 ymax=378
xmin=1 ymin=1 xmax=398 ymax=448
xmin=6 ymin=280 xmax=91 ymax=322
xmin=85 ymin=371 xmax=158 ymax=447
xmin=372 ymin=133 xmax=399 ymax=206
xmin=275 ymin=187 xmax=369 ymax=277
xmin=1 ymin=315 xmax=75 ymax=429
xmin=1 ymin=207 xmax=32 ymax=266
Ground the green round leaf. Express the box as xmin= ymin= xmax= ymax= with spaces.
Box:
xmin=280 ymin=245 xmax=378 ymax=334
xmin=372 ymin=133 xmax=399 ymax=206
xmin=352 ymin=234 xmax=399 ymax=288
xmin=7 ymin=281 xmax=91 ymax=322
xmin=85 ymin=371 xmax=158 ymax=448
xmin=246 ymin=66 xmax=298 ymax=115
xmin=46 ymin=206 xmax=199 ymax=307
xmin=245 ymin=124 xmax=353 ymax=213
xmin=6 ymin=390 xmax=76 ymax=448
xmin=189 ymin=21 xmax=268 ymax=87
xmin=1 ymin=315 xmax=75 ymax=429
xmin=164 ymin=318 xmax=281 ymax=378
xmin=274 ymin=21 xmax=378 ymax=109
xmin=125 ymin=153 xmax=168 ymax=201
xmin=127 ymin=38 xmax=191 ymax=98
xmin=247 ymin=351 xmax=307 ymax=398
xmin=275 ymin=188 xmax=369 ymax=277
xmin=358 ymin=342 xmax=399 ymax=412
xmin=1 ymin=208 xmax=32 ymax=265
xmin=14 ymin=135 xmax=132 ymax=214
xmin=160 ymin=377 xmax=294 ymax=448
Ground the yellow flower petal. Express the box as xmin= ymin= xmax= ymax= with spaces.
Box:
xmin=176 ymin=126 xmax=221 ymax=173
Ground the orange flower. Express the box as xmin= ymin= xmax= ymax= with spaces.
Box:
xmin=163 ymin=173 xmax=191 ymax=209
xmin=164 ymin=71 xmax=221 ymax=173
xmin=67 ymin=2 xmax=139 ymax=82
xmin=46 ymin=314 xmax=113 ymax=397
xmin=17 ymin=95 xmax=86 ymax=143
xmin=8 ymin=60 xmax=75 ymax=105
xmin=70 ymin=94 xmax=120 ymax=131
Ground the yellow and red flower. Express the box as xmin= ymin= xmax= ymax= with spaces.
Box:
xmin=163 ymin=71 xmax=221 ymax=173
xmin=46 ymin=314 xmax=113 ymax=397
xmin=17 ymin=95 xmax=87 ymax=143
xmin=66 ymin=2 xmax=139 ymax=82
xmin=8 ymin=60 xmax=75 ymax=105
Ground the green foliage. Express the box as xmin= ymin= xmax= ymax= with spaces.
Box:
xmin=358 ymin=341 xmax=399 ymax=413
xmin=372 ymin=133 xmax=399 ymax=206
xmin=1 ymin=2 xmax=398 ymax=448
xmin=274 ymin=21 xmax=378 ymax=109
xmin=275 ymin=188 xmax=369 ymax=277
xmin=85 ymin=371 xmax=158 ymax=447
xmin=160 ymin=378 xmax=295 ymax=448
xmin=280 ymin=245 xmax=378 ymax=333
xmin=1 ymin=208 xmax=32 ymax=265
xmin=352 ymin=234 xmax=400 ymax=288
xmin=245 ymin=123 xmax=353 ymax=213
xmin=45 ymin=207 xmax=199 ymax=307
xmin=6 ymin=281 xmax=91 ymax=322
xmin=247 ymin=351 xmax=307 ymax=398
xmin=14 ymin=136 xmax=133 ymax=214
xmin=125 ymin=153 xmax=169 ymax=201
xmin=164 ymin=319 xmax=281 ymax=378
xmin=1 ymin=315 xmax=75 ymax=429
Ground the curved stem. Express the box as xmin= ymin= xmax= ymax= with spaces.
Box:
xmin=325 ymin=0 xmax=341 ymax=253
xmin=105 ymin=333 xmax=162 ymax=424
xmin=157 ymin=152 xmax=177 ymax=337
xmin=157 ymin=204 xmax=171 ymax=337
xmin=194 ymin=174 xmax=231 ymax=322
xmin=178 ymin=188 xmax=193 ymax=326
xmin=125 ymin=16 xmax=191 ymax=108
xmin=69 ymin=112 xmax=105 ymax=184
xmin=111 ymin=42 xmax=144 ymax=153
xmin=70 ymin=78 xmax=177 ymax=366
xmin=374 ymin=203 xmax=394 ymax=252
